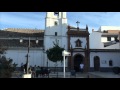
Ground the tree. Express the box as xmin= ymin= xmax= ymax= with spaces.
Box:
xmin=0 ymin=45 xmax=17 ymax=78
xmin=46 ymin=40 xmax=64 ymax=76
xmin=46 ymin=40 xmax=64 ymax=62
xmin=0 ymin=44 xmax=7 ymax=54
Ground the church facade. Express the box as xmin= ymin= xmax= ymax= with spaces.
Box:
xmin=44 ymin=12 xmax=90 ymax=72
xmin=0 ymin=12 xmax=120 ymax=72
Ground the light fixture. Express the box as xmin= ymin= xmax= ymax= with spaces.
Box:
xmin=20 ymin=38 xmax=23 ymax=43
xmin=36 ymin=38 xmax=39 ymax=44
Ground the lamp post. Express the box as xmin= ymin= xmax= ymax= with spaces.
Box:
xmin=44 ymin=50 xmax=49 ymax=78
xmin=62 ymin=50 xmax=71 ymax=78
xmin=20 ymin=37 xmax=38 ymax=74
xmin=47 ymin=58 xmax=49 ymax=78
xmin=43 ymin=46 xmax=49 ymax=78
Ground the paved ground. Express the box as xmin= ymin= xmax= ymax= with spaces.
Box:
xmin=11 ymin=71 xmax=89 ymax=78
xmin=11 ymin=71 xmax=120 ymax=78
xmin=88 ymin=72 xmax=120 ymax=78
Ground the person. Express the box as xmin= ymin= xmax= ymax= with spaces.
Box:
xmin=32 ymin=65 xmax=36 ymax=78
xmin=24 ymin=63 xmax=27 ymax=73
xmin=80 ymin=62 xmax=84 ymax=73
xmin=28 ymin=67 xmax=32 ymax=74
xmin=21 ymin=63 xmax=24 ymax=71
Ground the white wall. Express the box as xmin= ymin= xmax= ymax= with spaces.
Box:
xmin=90 ymin=32 xmax=104 ymax=49
xmin=99 ymin=26 xmax=120 ymax=31
xmin=5 ymin=48 xmax=44 ymax=67
xmin=90 ymin=52 xmax=120 ymax=68
xmin=101 ymin=37 xmax=115 ymax=42
xmin=44 ymin=35 xmax=68 ymax=67
xmin=90 ymin=32 xmax=120 ymax=49
xmin=91 ymin=26 xmax=120 ymax=49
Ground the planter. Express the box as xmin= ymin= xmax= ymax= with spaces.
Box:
xmin=22 ymin=74 xmax=31 ymax=78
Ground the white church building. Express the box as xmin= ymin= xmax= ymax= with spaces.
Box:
xmin=0 ymin=12 xmax=120 ymax=72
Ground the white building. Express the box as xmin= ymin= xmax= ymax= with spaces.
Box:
xmin=0 ymin=12 xmax=120 ymax=72
xmin=90 ymin=26 xmax=120 ymax=71
xmin=0 ymin=29 xmax=45 ymax=67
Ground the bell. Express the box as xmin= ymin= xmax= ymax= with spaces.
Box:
xmin=54 ymin=12 xmax=59 ymax=15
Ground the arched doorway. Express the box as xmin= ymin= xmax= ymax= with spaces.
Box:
xmin=74 ymin=54 xmax=84 ymax=72
xmin=94 ymin=56 xmax=100 ymax=71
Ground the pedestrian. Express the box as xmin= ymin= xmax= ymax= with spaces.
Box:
xmin=80 ymin=62 xmax=84 ymax=73
xmin=28 ymin=67 xmax=32 ymax=74
xmin=21 ymin=63 xmax=24 ymax=71
xmin=24 ymin=63 xmax=27 ymax=73
xmin=32 ymin=65 xmax=36 ymax=78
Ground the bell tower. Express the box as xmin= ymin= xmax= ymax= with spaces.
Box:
xmin=45 ymin=12 xmax=67 ymax=30
xmin=44 ymin=12 xmax=68 ymax=68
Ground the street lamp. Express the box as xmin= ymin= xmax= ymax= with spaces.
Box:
xmin=43 ymin=49 xmax=49 ymax=78
xmin=20 ymin=37 xmax=39 ymax=74
xmin=47 ymin=58 xmax=49 ymax=78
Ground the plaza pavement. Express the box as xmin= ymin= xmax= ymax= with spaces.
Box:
xmin=11 ymin=71 xmax=120 ymax=78
xmin=88 ymin=72 xmax=120 ymax=78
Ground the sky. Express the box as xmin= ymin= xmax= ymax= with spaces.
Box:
xmin=1 ymin=12 xmax=120 ymax=33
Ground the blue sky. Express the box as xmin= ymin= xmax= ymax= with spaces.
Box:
xmin=1 ymin=12 xmax=120 ymax=33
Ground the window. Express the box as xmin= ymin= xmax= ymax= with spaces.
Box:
xmin=109 ymin=60 xmax=113 ymax=66
xmin=114 ymin=36 xmax=119 ymax=42
xmin=103 ymin=30 xmax=108 ymax=33
xmin=54 ymin=21 xmax=58 ymax=26
xmin=55 ymin=32 xmax=57 ymax=36
xmin=107 ymin=37 xmax=111 ymax=41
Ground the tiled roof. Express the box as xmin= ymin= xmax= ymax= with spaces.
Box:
xmin=0 ymin=28 xmax=44 ymax=47
xmin=0 ymin=28 xmax=44 ymax=38
xmin=107 ymin=30 xmax=120 ymax=34
xmin=69 ymin=26 xmax=77 ymax=29
xmin=102 ymin=33 xmax=118 ymax=37
xmin=4 ymin=28 xmax=44 ymax=33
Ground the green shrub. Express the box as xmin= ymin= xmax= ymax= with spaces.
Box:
xmin=0 ymin=56 xmax=17 ymax=78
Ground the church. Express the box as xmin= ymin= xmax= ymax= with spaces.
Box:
xmin=0 ymin=12 xmax=120 ymax=72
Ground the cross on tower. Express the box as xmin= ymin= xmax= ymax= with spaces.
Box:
xmin=76 ymin=21 xmax=80 ymax=28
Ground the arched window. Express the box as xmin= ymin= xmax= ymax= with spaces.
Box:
xmin=55 ymin=32 xmax=57 ymax=36
xmin=109 ymin=60 xmax=113 ymax=66
xmin=54 ymin=21 xmax=58 ymax=26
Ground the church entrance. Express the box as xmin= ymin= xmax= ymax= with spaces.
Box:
xmin=94 ymin=56 xmax=100 ymax=71
xmin=74 ymin=54 xmax=84 ymax=72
